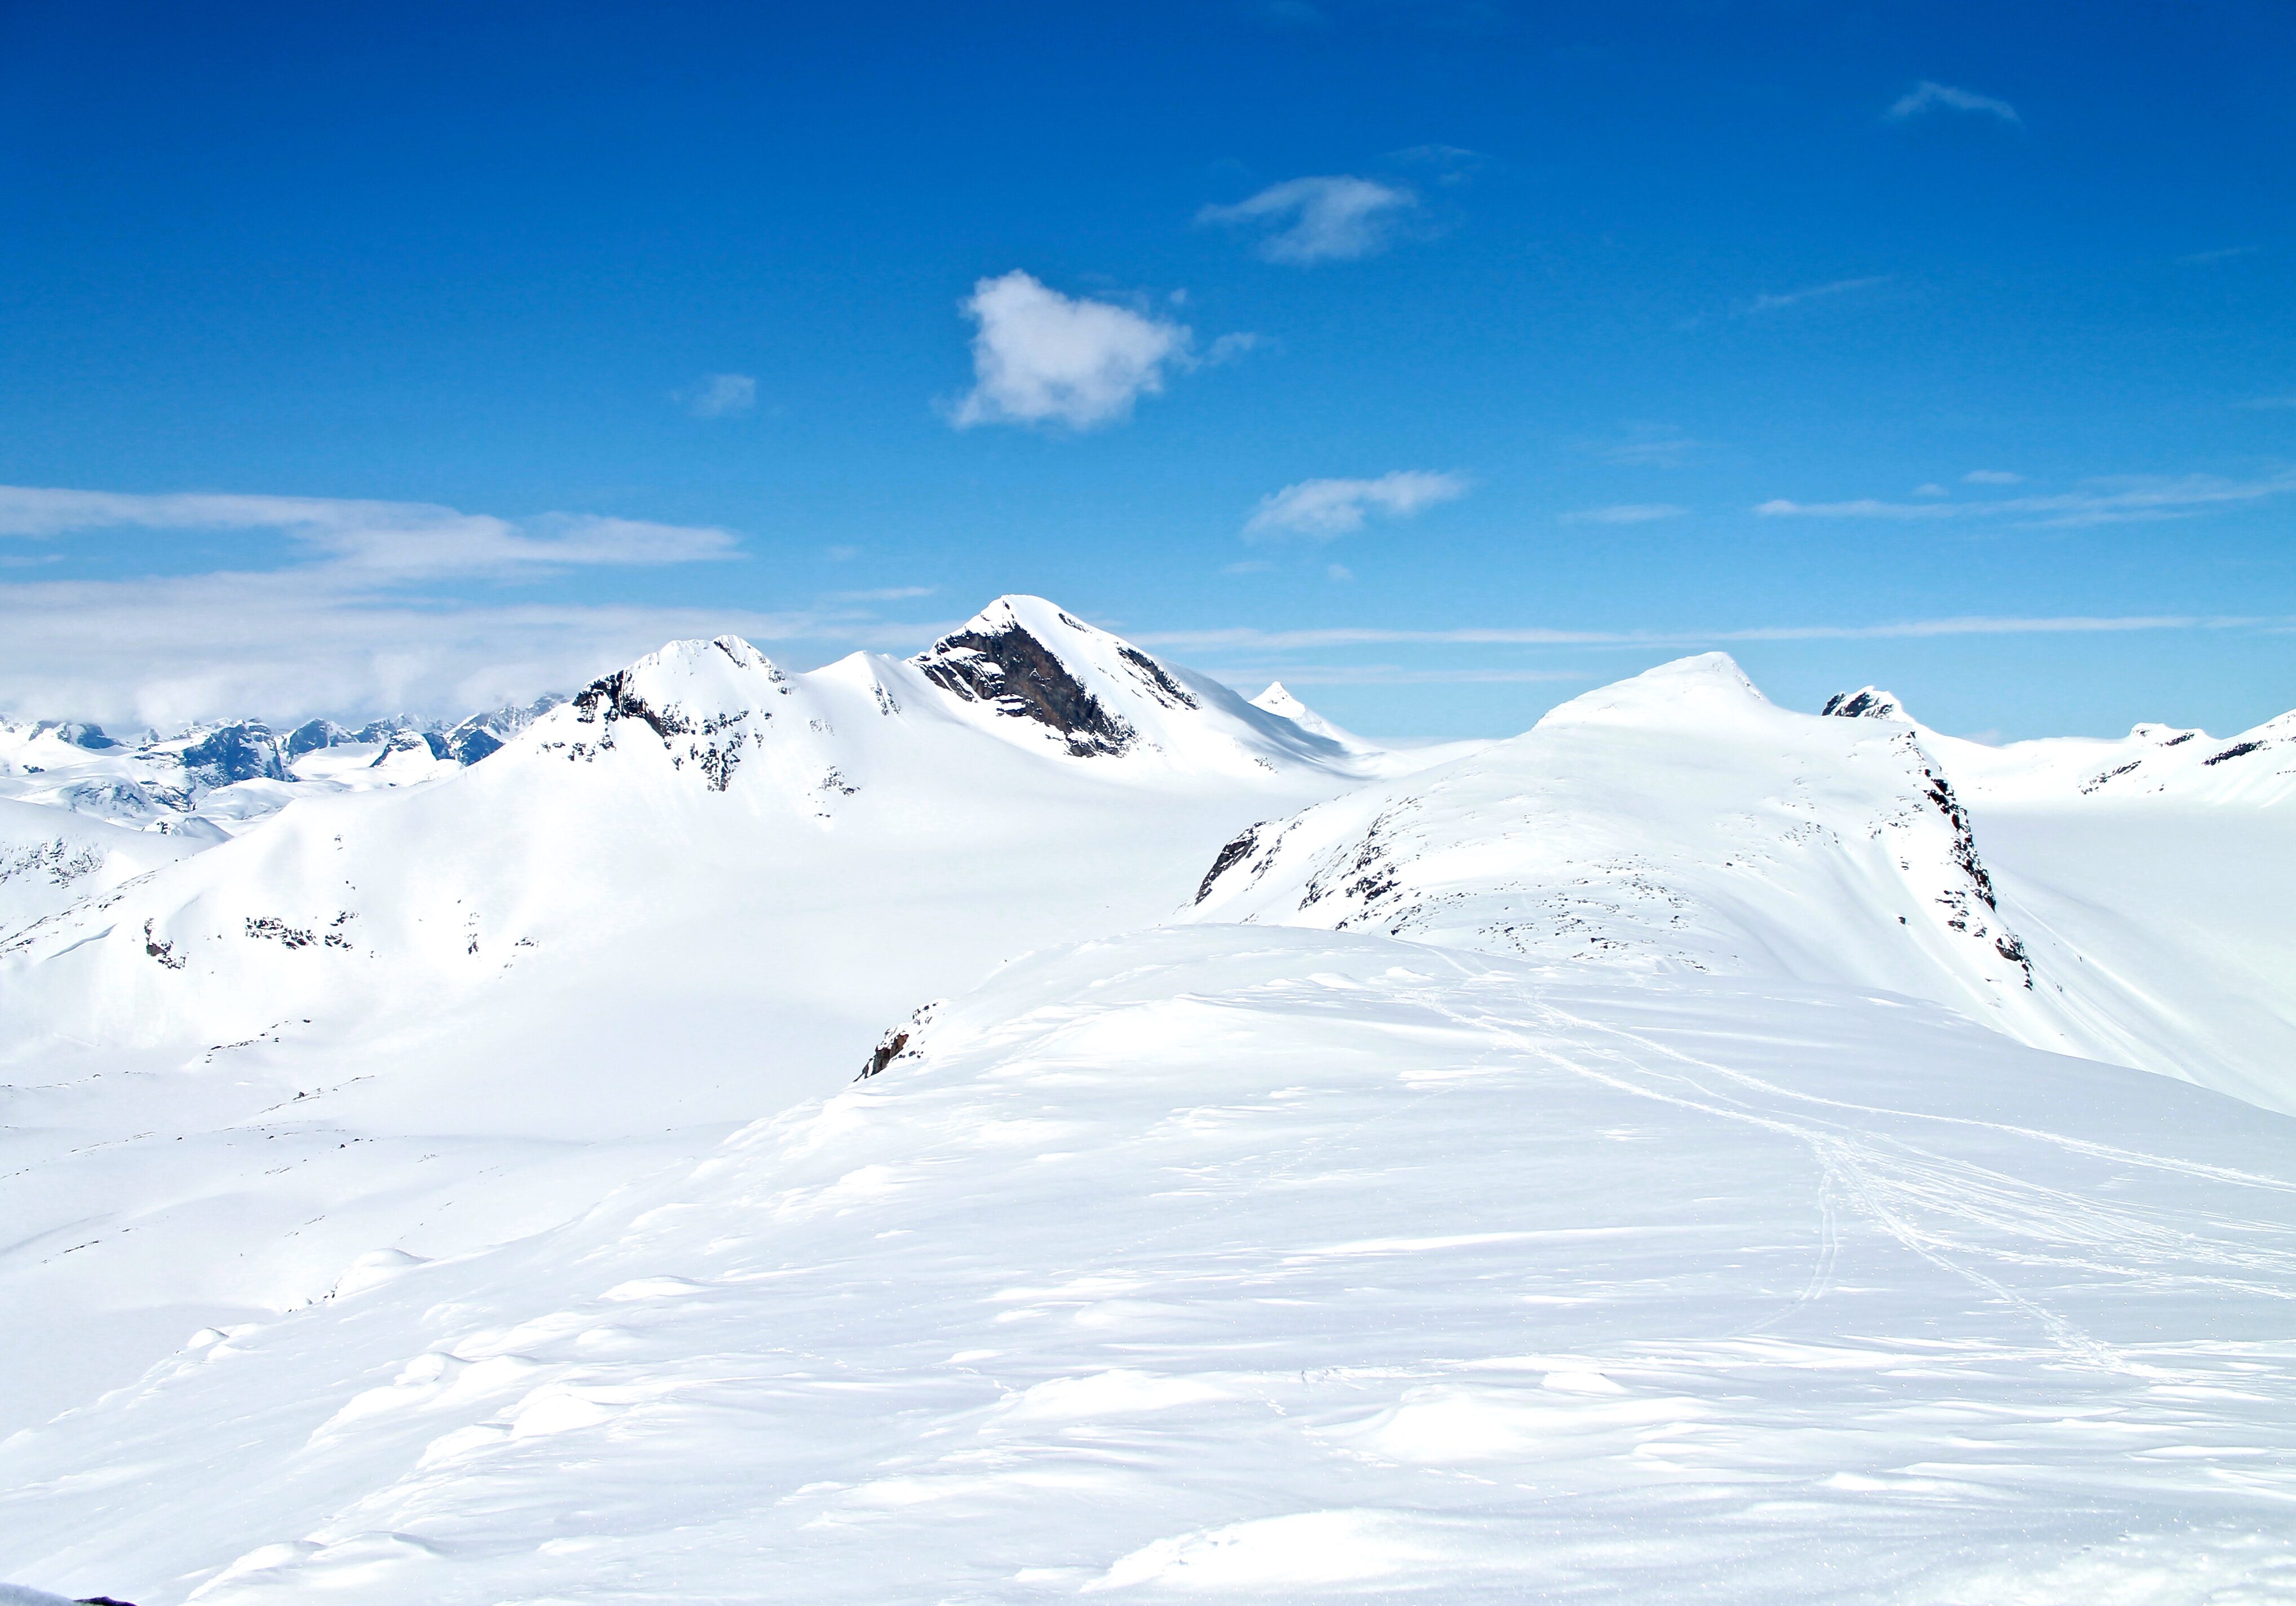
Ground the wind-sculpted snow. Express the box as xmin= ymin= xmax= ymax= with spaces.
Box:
xmin=8 ymin=929 xmax=2296 ymax=1604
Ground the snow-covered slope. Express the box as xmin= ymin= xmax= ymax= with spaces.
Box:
xmin=1191 ymin=653 xmax=2048 ymax=1029
xmin=0 ymin=598 xmax=1415 ymax=1431
xmin=9 ymin=927 xmax=2296 ymax=1605
xmin=0 ymin=795 xmax=198 ymax=937
xmin=1190 ymin=654 xmax=2296 ymax=1108
xmin=1825 ymin=681 xmax=2296 ymax=807
xmin=1816 ymin=683 xmax=2296 ymax=1113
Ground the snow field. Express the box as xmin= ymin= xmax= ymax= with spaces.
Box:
xmin=8 ymin=929 xmax=2296 ymax=1603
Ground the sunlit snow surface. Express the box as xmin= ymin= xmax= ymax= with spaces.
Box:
xmin=5 ymin=608 xmax=2296 ymax=1604
xmin=10 ymin=929 xmax=2296 ymax=1604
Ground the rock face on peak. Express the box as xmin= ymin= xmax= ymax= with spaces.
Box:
xmin=559 ymin=636 xmax=787 ymax=792
xmin=1822 ymin=686 xmax=1904 ymax=721
xmin=178 ymin=722 xmax=286 ymax=786
xmin=913 ymin=601 xmax=1145 ymax=757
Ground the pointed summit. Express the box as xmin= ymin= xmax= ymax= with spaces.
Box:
xmin=1822 ymin=686 xmax=1905 ymax=721
xmin=911 ymin=595 xmax=1195 ymax=758
xmin=1252 ymin=682 xmax=1349 ymax=745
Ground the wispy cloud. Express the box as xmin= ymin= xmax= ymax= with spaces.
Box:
xmin=950 ymin=271 xmax=1194 ymax=431
xmin=1244 ymin=471 xmax=1469 ymax=539
xmin=1213 ymin=664 xmax=1592 ymax=686
xmin=1746 ymin=276 xmax=1891 ymax=314
xmin=827 ymin=585 xmax=937 ymax=602
xmin=2236 ymin=395 xmax=2296 ymax=411
xmin=0 ymin=486 xmax=738 ymax=577
xmin=680 ymin=373 xmax=757 ymax=418
xmin=1562 ymin=503 xmax=1687 ymax=525
xmin=1593 ymin=425 xmax=1712 ymax=468
xmin=1139 ymin=612 xmax=2281 ymax=656
xmin=1755 ymin=471 xmax=2296 ymax=528
xmin=1887 ymin=81 xmax=2021 ymax=125
xmin=0 ymin=485 xmax=947 ymax=727
xmin=1963 ymin=469 xmax=2024 ymax=484
xmin=1198 ymin=176 xmax=1417 ymax=264
xmin=2178 ymin=246 xmax=2257 ymax=267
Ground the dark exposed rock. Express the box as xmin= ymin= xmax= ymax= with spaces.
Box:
xmin=1116 ymin=645 xmax=1197 ymax=711
xmin=180 ymin=722 xmax=286 ymax=786
xmin=284 ymin=718 xmax=351 ymax=760
xmin=33 ymin=720 xmax=118 ymax=750
xmin=1821 ymin=688 xmax=1902 ymax=720
xmin=573 ymin=669 xmax=694 ymax=744
xmin=858 ymin=1001 xmax=943 ymax=1080
xmin=913 ymin=623 xmax=1138 ymax=757
xmin=2081 ymin=760 xmax=2143 ymax=794
xmin=1197 ymin=825 xmax=1264 ymax=903
xmin=2205 ymin=740 xmax=2267 ymax=766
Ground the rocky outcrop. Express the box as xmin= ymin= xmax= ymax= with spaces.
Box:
xmin=913 ymin=618 xmax=1138 ymax=757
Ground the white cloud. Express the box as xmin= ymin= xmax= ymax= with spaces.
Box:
xmin=1197 ymin=176 xmax=1416 ymax=264
xmin=682 ymin=373 xmax=757 ymax=418
xmin=1746 ymin=276 xmax=1891 ymax=314
xmin=1562 ymin=503 xmax=1687 ymax=525
xmin=1914 ymin=483 xmax=1950 ymax=497
xmin=1963 ymin=469 xmax=2024 ymax=484
xmin=2178 ymin=246 xmax=2257 ymax=267
xmin=1755 ymin=471 xmax=2296 ymax=528
xmin=1326 ymin=563 xmax=1355 ymax=583
xmin=0 ymin=486 xmax=738 ymax=577
xmin=1887 ymin=81 xmax=2021 ymax=125
xmin=951 ymin=272 xmax=1193 ymax=431
xmin=1244 ymin=471 xmax=1469 ymax=539
xmin=0 ymin=486 xmax=946 ymax=728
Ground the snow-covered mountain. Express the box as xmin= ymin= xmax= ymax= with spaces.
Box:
xmin=0 ymin=597 xmax=1442 ymax=1434
xmin=1189 ymin=652 xmax=2296 ymax=1111
xmin=0 ymin=694 xmax=567 ymax=839
xmin=3 ymin=602 xmax=2294 ymax=1606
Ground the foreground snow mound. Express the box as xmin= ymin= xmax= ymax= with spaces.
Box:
xmin=1192 ymin=652 xmax=2040 ymax=1018
xmin=8 ymin=927 xmax=2296 ymax=1604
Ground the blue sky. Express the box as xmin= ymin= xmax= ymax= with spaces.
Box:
xmin=2 ymin=1 xmax=2291 ymax=739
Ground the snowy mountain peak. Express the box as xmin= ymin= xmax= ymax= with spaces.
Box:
xmin=1251 ymin=681 xmax=1308 ymax=718
xmin=1537 ymin=651 xmax=1768 ymax=731
xmin=1192 ymin=652 xmax=2046 ymax=1037
xmin=557 ymin=635 xmax=788 ymax=791
xmin=911 ymin=594 xmax=1198 ymax=759
xmin=1251 ymin=681 xmax=1350 ymax=745
xmin=1823 ymin=686 xmax=1906 ymax=721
